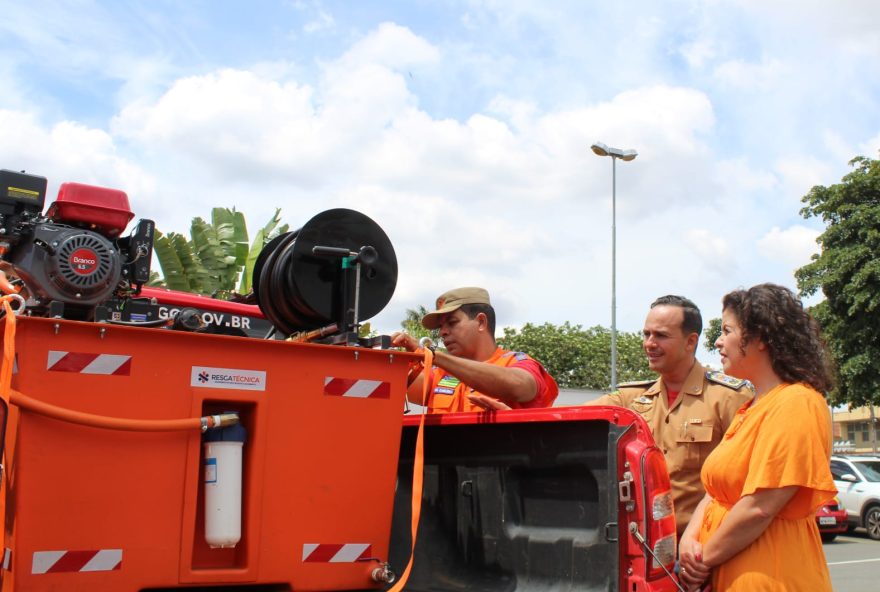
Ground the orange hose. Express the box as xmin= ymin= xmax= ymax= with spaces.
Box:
xmin=9 ymin=389 xmax=225 ymax=432
xmin=0 ymin=295 xmax=232 ymax=432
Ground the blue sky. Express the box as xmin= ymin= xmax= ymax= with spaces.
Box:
xmin=2 ymin=0 xmax=879 ymax=351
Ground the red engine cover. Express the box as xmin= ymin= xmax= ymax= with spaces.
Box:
xmin=46 ymin=182 xmax=135 ymax=236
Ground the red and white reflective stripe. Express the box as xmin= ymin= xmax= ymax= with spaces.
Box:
xmin=47 ymin=351 xmax=132 ymax=376
xmin=323 ymin=377 xmax=390 ymax=399
xmin=2 ymin=548 xmax=11 ymax=570
xmin=302 ymin=543 xmax=371 ymax=562
xmin=32 ymin=549 xmax=122 ymax=574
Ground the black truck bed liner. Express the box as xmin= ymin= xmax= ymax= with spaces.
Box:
xmin=390 ymin=417 xmax=628 ymax=592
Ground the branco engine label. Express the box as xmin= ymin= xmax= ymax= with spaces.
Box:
xmin=191 ymin=366 xmax=267 ymax=391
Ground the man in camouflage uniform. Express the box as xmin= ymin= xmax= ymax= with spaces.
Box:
xmin=588 ymin=295 xmax=752 ymax=537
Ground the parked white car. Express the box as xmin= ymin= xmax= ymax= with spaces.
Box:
xmin=830 ymin=455 xmax=880 ymax=540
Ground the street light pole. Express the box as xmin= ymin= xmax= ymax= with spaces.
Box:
xmin=611 ymin=155 xmax=617 ymax=390
xmin=591 ymin=142 xmax=638 ymax=390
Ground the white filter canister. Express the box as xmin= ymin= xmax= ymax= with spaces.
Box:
xmin=203 ymin=421 xmax=246 ymax=548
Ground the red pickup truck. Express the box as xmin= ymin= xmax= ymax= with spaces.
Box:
xmin=390 ymin=406 xmax=680 ymax=592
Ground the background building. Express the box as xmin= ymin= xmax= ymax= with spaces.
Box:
xmin=832 ymin=405 xmax=880 ymax=454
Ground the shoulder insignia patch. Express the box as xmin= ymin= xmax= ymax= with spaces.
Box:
xmin=706 ymin=371 xmax=749 ymax=390
xmin=513 ymin=351 xmax=529 ymax=361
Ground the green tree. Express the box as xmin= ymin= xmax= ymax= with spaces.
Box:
xmin=796 ymin=155 xmax=880 ymax=406
xmin=497 ymin=322 xmax=653 ymax=389
xmin=704 ymin=318 xmax=721 ymax=353
xmin=399 ymin=306 xmax=441 ymax=345
xmin=151 ymin=208 xmax=288 ymax=298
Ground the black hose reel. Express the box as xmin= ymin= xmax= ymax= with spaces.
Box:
xmin=252 ymin=208 xmax=398 ymax=346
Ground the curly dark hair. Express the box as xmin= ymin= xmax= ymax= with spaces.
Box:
xmin=722 ymin=283 xmax=834 ymax=394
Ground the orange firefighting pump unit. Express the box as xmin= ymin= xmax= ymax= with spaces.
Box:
xmin=0 ymin=170 xmax=418 ymax=592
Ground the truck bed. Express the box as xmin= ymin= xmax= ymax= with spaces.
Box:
xmin=389 ymin=412 xmax=628 ymax=592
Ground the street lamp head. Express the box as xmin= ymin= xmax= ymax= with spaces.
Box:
xmin=590 ymin=142 xmax=610 ymax=157
xmin=591 ymin=142 xmax=638 ymax=161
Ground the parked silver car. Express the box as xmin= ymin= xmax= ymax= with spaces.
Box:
xmin=830 ymin=455 xmax=880 ymax=540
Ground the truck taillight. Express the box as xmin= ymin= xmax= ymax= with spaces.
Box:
xmin=643 ymin=448 xmax=676 ymax=578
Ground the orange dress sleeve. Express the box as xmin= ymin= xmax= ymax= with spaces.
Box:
xmin=741 ymin=384 xmax=836 ymax=518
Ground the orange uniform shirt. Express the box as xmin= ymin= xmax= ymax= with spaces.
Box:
xmin=698 ymin=383 xmax=836 ymax=591
xmin=426 ymin=347 xmax=558 ymax=414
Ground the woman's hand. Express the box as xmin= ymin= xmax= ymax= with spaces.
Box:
xmin=678 ymin=532 xmax=711 ymax=590
xmin=677 ymin=493 xmax=713 ymax=589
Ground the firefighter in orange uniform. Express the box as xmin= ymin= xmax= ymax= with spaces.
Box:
xmin=588 ymin=295 xmax=753 ymax=537
xmin=391 ymin=287 xmax=558 ymax=413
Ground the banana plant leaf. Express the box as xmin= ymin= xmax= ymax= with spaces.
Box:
xmin=152 ymin=231 xmax=196 ymax=292
xmin=238 ymin=208 xmax=288 ymax=294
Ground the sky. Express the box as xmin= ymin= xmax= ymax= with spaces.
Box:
xmin=2 ymin=0 xmax=879 ymax=350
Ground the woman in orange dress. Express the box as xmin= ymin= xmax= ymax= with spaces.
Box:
xmin=678 ymin=283 xmax=836 ymax=591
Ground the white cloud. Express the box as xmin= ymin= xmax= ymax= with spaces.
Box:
xmin=757 ymin=225 xmax=821 ymax=268
xmin=304 ymin=10 xmax=335 ymax=33
xmin=713 ymin=57 xmax=785 ymax=90
xmin=715 ymin=158 xmax=777 ymax=193
xmin=774 ymin=156 xmax=832 ymax=204
xmin=738 ymin=0 xmax=880 ymax=57
xmin=683 ymin=229 xmax=735 ymax=275
xmin=337 ymin=22 xmax=440 ymax=70
xmin=858 ymin=132 xmax=880 ymax=159
xmin=0 ymin=109 xmax=153 ymax=201
xmin=679 ymin=39 xmax=716 ymax=70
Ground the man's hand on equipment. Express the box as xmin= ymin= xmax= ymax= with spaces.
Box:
xmin=466 ymin=394 xmax=512 ymax=411
xmin=391 ymin=332 xmax=419 ymax=352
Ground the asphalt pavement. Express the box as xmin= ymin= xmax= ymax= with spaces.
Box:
xmin=824 ymin=530 xmax=880 ymax=591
